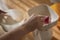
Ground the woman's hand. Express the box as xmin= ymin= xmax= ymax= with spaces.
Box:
xmin=0 ymin=15 xmax=44 ymax=40
xmin=37 ymin=15 xmax=50 ymax=31
xmin=25 ymin=15 xmax=44 ymax=31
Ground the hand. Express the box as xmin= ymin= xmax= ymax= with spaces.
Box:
xmin=0 ymin=15 xmax=45 ymax=40
xmin=25 ymin=15 xmax=38 ymax=31
xmin=36 ymin=15 xmax=44 ymax=31
xmin=25 ymin=15 xmax=44 ymax=31
xmin=37 ymin=15 xmax=50 ymax=31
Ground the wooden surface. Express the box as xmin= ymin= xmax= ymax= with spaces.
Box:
xmin=4 ymin=0 xmax=60 ymax=40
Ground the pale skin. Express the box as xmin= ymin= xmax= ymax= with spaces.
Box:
xmin=0 ymin=12 xmax=44 ymax=40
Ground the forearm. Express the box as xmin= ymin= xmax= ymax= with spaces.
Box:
xmin=0 ymin=22 xmax=35 ymax=40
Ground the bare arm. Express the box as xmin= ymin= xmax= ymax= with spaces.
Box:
xmin=0 ymin=15 xmax=38 ymax=40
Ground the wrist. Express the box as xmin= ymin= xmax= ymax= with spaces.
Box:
xmin=23 ymin=21 xmax=37 ymax=33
